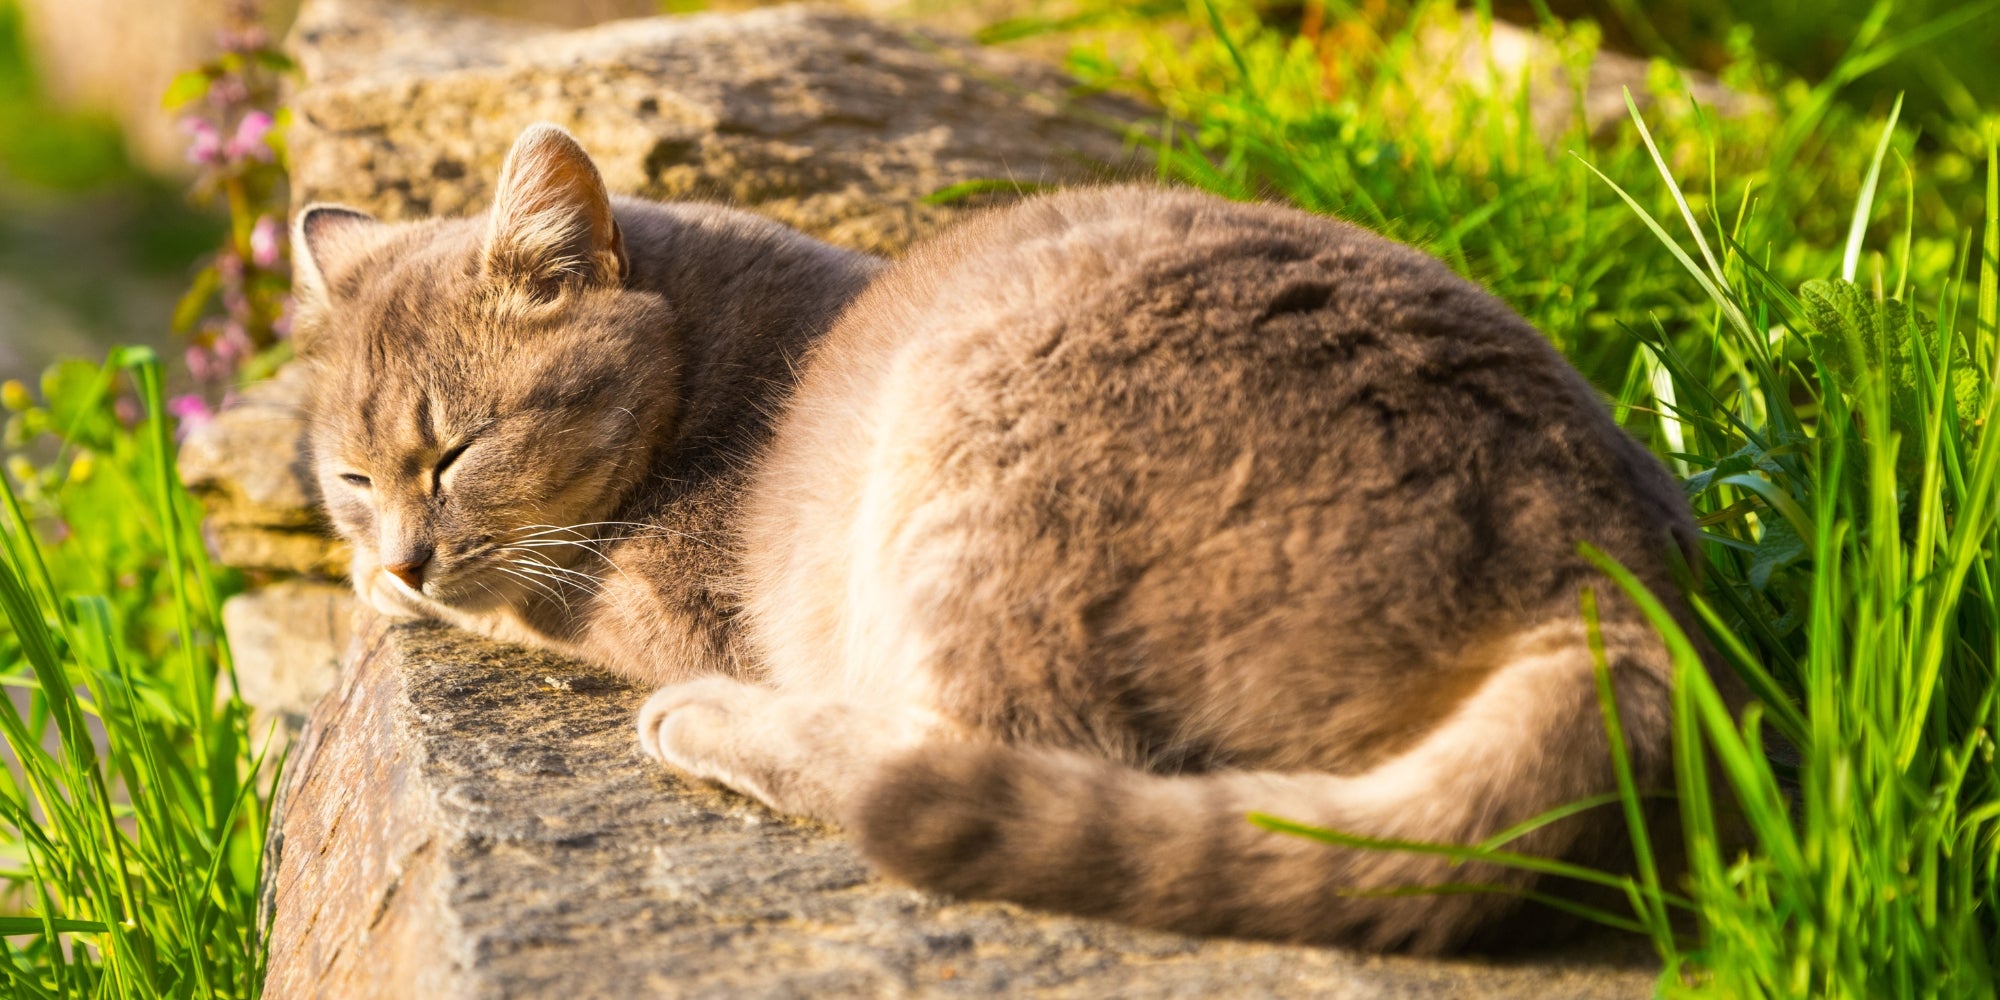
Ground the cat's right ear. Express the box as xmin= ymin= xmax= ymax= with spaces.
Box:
xmin=480 ymin=124 xmax=627 ymax=294
xmin=292 ymin=204 xmax=380 ymax=307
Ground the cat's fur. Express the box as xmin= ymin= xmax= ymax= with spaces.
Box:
xmin=295 ymin=124 xmax=1715 ymax=953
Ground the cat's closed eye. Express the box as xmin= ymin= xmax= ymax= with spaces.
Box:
xmin=434 ymin=443 xmax=470 ymax=485
xmin=339 ymin=473 xmax=372 ymax=488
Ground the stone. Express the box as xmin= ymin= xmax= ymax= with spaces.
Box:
xmin=284 ymin=0 xmax=1146 ymax=255
xmin=178 ymin=363 xmax=350 ymax=577
xmin=223 ymin=579 xmax=356 ymax=732
xmin=1413 ymin=10 xmax=1765 ymax=142
xmin=264 ymin=615 xmax=1661 ymax=999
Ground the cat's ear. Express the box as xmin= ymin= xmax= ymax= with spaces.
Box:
xmin=481 ymin=123 xmax=628 ymax=292
xmin=291 ymin=204 xmax=380 ymax=305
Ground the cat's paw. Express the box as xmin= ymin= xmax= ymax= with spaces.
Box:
xmin=638 ymin=679 xmax=944 ymax=824
xmin=351 ymin=558 xmax=434 ymax=621
xmin=637 ymin=677 xmax=790 ymax=810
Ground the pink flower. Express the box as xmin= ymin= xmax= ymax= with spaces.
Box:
xmin=214 ymin=321 xmax=252 ymax=367
xmin=227 ymin=111 xmax=275 ymax=162
xmin=250 ymin=215 xmax=282 ymax=268
xmin=217 ymin=25 xmax=268 ymax=53
xmin=46 ymin=520 xmax=70 ymax=546
xmin=207 ymin=75 xmax=249 ymax=109
xmin=180 ymin=116 xmax=222 ymax=165
xmin=167 ymin=394 xmax=215 ymax=439
xmin=113 ymin=395 xmax=142 ymax=428
xmin=272 ymin=295 xmax=295 ymax=338
xmin=185 ymin=344 xmax=215 ymax=381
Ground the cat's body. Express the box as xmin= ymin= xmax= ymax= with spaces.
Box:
xmin=295 ymin=125 xmax=1713 ymax=953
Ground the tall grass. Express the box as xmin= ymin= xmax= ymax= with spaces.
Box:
xmin=0 ymin=348 xmax=270 ymax=998
xmin=1019 ymin=1 xmax=2000 ymax=994
xmin=1020 ymin=0 xmax=1984 ymax=396
xmin=1591 ymin=117 xmax=1999 ymax=997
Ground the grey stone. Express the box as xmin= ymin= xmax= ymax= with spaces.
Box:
xmin=178 ymin=363 xmax=349 ymax=576
xmin=284 ymin=0 xmax=1146 ymax=255
xmin=223 ymin=579 xmax=356 ymax=732
xmin=264 ymin=616 xmax=1660 ymax=999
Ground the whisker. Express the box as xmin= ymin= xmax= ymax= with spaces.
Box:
xmin=506 ymin=521 xmax=721 ymax=551
xmin=504 ymin=554 xmax=607 ymax=589
xmin=503 ymin=559 xmax=605 ymax=598
xmin=495 ymin=540 xmax=631 ymax=579
xmin=490 ymin=563 xmax=570 ymax=610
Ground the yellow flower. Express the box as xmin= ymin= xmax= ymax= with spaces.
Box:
xmin=69 ymin=450 xmax=95 ymax=484
xmin=1 ymin=380 xmax=31 ymax=412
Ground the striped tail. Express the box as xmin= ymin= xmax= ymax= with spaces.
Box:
xmin=847 ymin=623 xmax=1676 ymax=953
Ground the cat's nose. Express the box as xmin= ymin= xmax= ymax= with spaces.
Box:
xmin=385 ymin=546 xmax=433 ymax=591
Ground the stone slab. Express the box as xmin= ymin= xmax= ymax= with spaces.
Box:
xmin=263 ymin=616 xmax=1660 ymax=999
xmin=285 ymin=0 xmax=1147 ymax=255
xmin=224 ymin=579 xmax=356 ymax=732
xmin=179 ymin=363 xmax=349 ymax=576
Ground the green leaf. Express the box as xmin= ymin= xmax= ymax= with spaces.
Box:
xmin=1747 ymin=514 xmax=1808 ymax=592
xmin=161 ymin=69 xmax=212 ymax=110
xmin=1800 ymin=277 xmax=1985 ymax=459
xmin=173 ymin=265 xmax=219 ymax=334
xmin=921 ymin=179 xmax=1059 ymax=206
xmin=0 ymin=918 xmax=107 ymax=936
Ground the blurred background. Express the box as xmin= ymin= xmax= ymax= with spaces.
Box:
xmin=0 ymin=0 xmax=1992 ymax=386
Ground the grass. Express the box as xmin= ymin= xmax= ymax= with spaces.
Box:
xmin=0 ymin=348 xmax=268 ymax=998
xmin=1019 ymin=1 xmax=2000 ymax=994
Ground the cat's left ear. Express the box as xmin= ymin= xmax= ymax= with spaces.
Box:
xmin=482 ymin=123 xmax=628 ymax=292
xmin=291 ymin=203 xmax=381 ymax=307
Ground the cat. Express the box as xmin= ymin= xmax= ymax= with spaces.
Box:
xmin=292 ymin=122 xmax=1722 ymax=954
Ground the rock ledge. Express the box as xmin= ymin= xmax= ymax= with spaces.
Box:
xmin=264 ymin=615 xmax=1657 ymax=999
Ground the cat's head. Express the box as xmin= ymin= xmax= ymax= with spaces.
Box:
xmin=293 ymin=124 xmax=677 ymax=621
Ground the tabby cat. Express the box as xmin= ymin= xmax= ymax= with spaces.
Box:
xmin=293 ymin=123 xmax=1718 ymax=953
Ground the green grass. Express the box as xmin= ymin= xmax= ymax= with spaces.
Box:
xmin=0 ymin=349 xmax=268 ymax=998
xmin=1022 ymin=1 xmax=2000 ymax=994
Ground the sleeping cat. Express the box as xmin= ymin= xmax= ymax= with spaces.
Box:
xmin=293 ymin=123 xmax=1715 ymax=953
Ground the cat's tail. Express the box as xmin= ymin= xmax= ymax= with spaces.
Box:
xmin=846 ymin=621 xmax=1676 ymax=953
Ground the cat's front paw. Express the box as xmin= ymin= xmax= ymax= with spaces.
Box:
xmin=348 ymin=552 xmax=434 ymax=621
xmin=638 ymin=677 xmax=789 ymax=809
xmin=360 ymin=571 xmax=433 ymax=620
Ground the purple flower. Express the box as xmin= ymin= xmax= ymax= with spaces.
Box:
xmin=250 ymin=215 xmax=283 ymax=268
xmin=214 ymin=321 xmax=253 ymax=367
xmin=180 ymin=116 xmax=222 ymax=165
xmin=217 ymin=25 xmax=269 ymax=53
xmin=227 ymin=111 xmax=275 ymax=162
xmin=167 ymin=394 xmax=215 ymax=439
xmin=207 ymin=75 xmax=249 ymax=109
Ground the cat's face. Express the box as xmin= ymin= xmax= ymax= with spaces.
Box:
xmin=292 ymin=125 xmax=676 ymax=620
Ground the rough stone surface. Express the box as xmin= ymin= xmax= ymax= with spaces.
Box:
xmin=178 ymin=363 xmax=348 ymax=576
xmin=285 ymin=0 xmax=1146 ymax=255
xmin=265 ymin=616 xmax=1660 ymax=999
xmin=223 ymin=579 xmax=355 ymax=732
